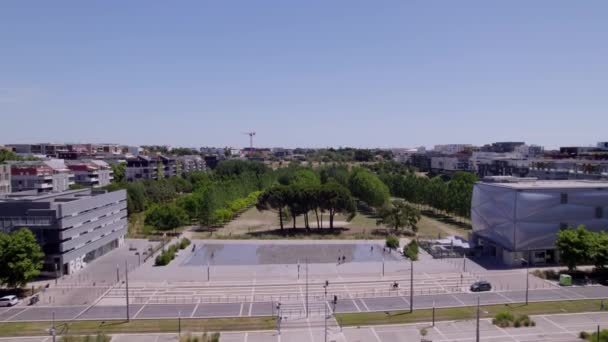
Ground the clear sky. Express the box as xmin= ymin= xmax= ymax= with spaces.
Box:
xmin=1 ymin=1 xmax=606 ymax=149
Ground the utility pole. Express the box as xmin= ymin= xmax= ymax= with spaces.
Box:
xmin=51 ymin=311 xmax=56 ymax=342
xmin=207 ymin=261 xmax=210 ymax=282
xmin=125 ymin=260 xmax=130 ymax=321
xmin=382 ymin=255 xmax=385 ymax=277
xmin=463 ymin=254 xmax=466 ymax=272
xmin=410 ymin=259 xmax=414 ymax=313
xmin=305 ymin=258 xmax=309 ymax=318
xmin=178 ymin=311 xmax=181 ymax=338
xmin=476 ymin=297 xmax=480 ymax=342
xmin=324 ymin=281 xmax=328 ymax=342
xmin=116 ymin=264 xmax=120 ymax=283
xmin=526 ymin=251 xmax=530 ymax=305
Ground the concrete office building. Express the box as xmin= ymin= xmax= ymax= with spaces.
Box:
xmin=0 ymin=188 xmax=127 ymax=276
xmin=0 ymin=164 xmax=10 ymax=195
xmin=471 ymin=177 xmax=608 ymax=266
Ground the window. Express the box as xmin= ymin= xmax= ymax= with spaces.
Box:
xmin=560 ymin=193 xmax=568 ymax=204
xmin=596 ymin=207 xmax=604 ymax=219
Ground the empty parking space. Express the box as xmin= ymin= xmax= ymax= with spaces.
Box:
xmin=78 ymin=305 xmax=143 ymax=320
xmin=361 ymin=296 xmax=409 ymax=311
xmin=10 ymin=306 xmax=85 ymax=321
xmin=250 ymin=301 xmax=275 ymax=316
xmin=0 ymin=307 xmax=25 ymax=321
xmin=135 ymin=304 xmax=195 ymax=319
xmin=192 ymin=303 xmax=241 ymax=318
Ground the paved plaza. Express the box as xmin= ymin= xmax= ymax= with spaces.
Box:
xmin=3 ymin=311 xmax=608 ymax=341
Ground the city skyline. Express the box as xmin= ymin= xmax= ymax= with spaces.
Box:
xmin=2 ymin=1 xmax=607 ymax=148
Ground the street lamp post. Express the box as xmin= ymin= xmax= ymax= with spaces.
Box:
xmin=410 ymin=259 xmax=414 ymax=313
xmin=324 ymin=281 xmax=329 ymax=342
xmin=125 ymin=260 xmax=130 ymax=321
xmin=476 ymin=297 xmax=480 ymax=342
xmin=178 ymin=311 xmax=181 ymax=338
xmin=521 ymin=251 xmax=530 ymax=305
xmin=305 ymin=258 xmax=309 ymax=318
xmin=382 ymin=255 xmax=385 ymax=277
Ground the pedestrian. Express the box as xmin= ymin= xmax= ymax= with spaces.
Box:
xmin=342 ymin=255 xmax=346 ymax=263
xmin=338 ymin=256 xmax=341 ymax=264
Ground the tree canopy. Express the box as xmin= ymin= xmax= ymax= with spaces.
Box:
xmin=348 ymin=168 xmax=390 ymax=207
xmin=376 ymin=200 xmax=421 ymax=232
xmin=0 ymin=228 xmax=44 ymax=288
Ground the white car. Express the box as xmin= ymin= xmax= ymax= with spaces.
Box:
xmin=0 ymin=295 xmax=19 ymax=307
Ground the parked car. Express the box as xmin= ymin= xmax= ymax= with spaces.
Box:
xmin=470 ymin=280 xmax=492 ymax=292
xmin=0 ymin=295 xmax=19 ymax=307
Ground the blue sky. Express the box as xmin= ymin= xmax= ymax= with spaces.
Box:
xmin=1 ymin=1 xmax=606 ymax=149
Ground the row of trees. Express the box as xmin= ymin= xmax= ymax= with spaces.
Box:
xmin=257 ymin=182 xmax=356 ymax=230
xmin=380 ymin=171 xmax=477 ymax=219
xmin=556 ymin=225 xmax=608 ymax=271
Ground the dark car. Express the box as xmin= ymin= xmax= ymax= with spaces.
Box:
xmin=470 ymin=280 xmax=492 ymax=292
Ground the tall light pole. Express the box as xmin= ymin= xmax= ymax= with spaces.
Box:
xmin=521 ymin=251 xmax=530 ymax=305
xmin=178 ymin=311 xmax=181 ymax=338
xmin=305 ymin=258 xmax=309 ymax=318
xmin=324 ymin=280 xmax=329 ymax=342
xmin=410 ymin=259 xmax=414 ymax=313
xmin=125 ymin=260 xmax=130 ymax=321
xmin=476 ymin=296 xmax=480 ymax=342
xmin=382 ymin=255 xmax=385 ymax=277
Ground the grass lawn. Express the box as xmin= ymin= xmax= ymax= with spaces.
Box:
xmin=335 ymin=299 xmax=607 ymax=327
xmin=0 ymin=317 xmax=276 ymax=337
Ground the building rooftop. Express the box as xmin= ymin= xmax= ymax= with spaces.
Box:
xmin=0 ymin=188 xmax=106 ymax=203
xmin=480 ymin=176 xmax=608 ymax=190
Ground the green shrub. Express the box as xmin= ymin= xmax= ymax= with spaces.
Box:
xmin=492 ymin=311 xmax=514 ymax=327
xmin=403 ymin=240 xmax=419 ymax=261
xmin=179 ymin=237 xmax=191 ymax=249
xmin=587 ymin=329 xmax=608 ymax=341
xmin=580 ymin=331 xmax=590 ymax=339
xmin=155 ymin=243 xmax=179 ymax=266
xmin=385 ymin=235 xmax=399 ymax=249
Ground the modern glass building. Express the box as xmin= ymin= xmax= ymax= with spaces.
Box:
xmin=471 ymin=177 xmax=608 ymax=266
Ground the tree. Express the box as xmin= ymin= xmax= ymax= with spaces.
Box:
xmin=257 ymin=186 xmax=289 ymax=230
xmin=111 ymin=163 xmax=126 ymax=183
xmin=318 ymin=182 xmax=356 ymax=229
xmin=556 ymin=225 xmax=593 ymax=271
xmin=403 ymin=240 xmax=419 ymax=261
xmin=590 ymin=231 xmax=608 ymax=269
xmin=145 ymin=204 xmax=189 ymax=230
xmin=385 ymin=235 xmax=399 ymax=249
xmin=348 ymin=168 xmax=390 ymax=207
xmin=376 ymin=200 xmax=421 ymax=232
xmin=0 ymin=228 xmax=44 ymax=288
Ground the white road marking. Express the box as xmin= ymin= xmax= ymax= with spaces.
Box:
xmin=370 ymin=327 xmax=382 ymax=342
xmin=352 ymin=299 xmax=362 ymax=312
xmin=359 ymin=298 xmax=371 ymax=311
xmin=239 ymin=302 xmax=244 ymax=316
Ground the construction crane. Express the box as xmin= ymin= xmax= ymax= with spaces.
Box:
xmin=243 ymin=131 xmax=256 ymax=156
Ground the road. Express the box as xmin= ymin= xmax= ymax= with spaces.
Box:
xmin=1 ymin=285 xmax=606 ymax=322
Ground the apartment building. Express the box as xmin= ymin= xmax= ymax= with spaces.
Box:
xmin=0 ymin=188 xmax=127 ymax=276
xmin=433 ymin=144 xmax=473 ymax=154
xmin=7 ymin=143 xmax=69 ymax=156
xmin=126 ymin=155 xmax=158 ymax=182
xmin=66 ymin=160 xmax=114 ymax=187
xmin=0 ymin=164 xmax=11 ymax=195
xmin=177 ymin=155 xmax=205 ymax=175
xmin=10 ymin=161 xmax=74 ymax=193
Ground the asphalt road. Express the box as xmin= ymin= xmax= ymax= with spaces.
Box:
xmin=1 ymin=286 xmax=606 ymax=322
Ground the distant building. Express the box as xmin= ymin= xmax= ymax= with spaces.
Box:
xmin=6 ymin=143 xmax=69 ymax=156
xmin=513 ymin=144 xmax=544 ymax=158
xmin=10 ymin=161 xmax=74 ymax=193
xmin=177 ymin=155 xmax=205 ymax=175
xmin=481 ymin=142 xmax=525 ymax=153
xmin=430 ymin=155 xmax=471 ymax=173
xmin=433 ymin=144 xmax=473 ymax=155
xmin=0 ymin=164 xmax=10 ymax=195
xmin=471 ymin=177 xmax=608 ymax=266
xmin=598 ymin=142 xmax=608 ymax=150
xmin=0 ymin=188 xmax=127 ymax=276
xmin=126 ymin=155 xmax=158 ymax=182
xmin=66 ymin=160 xmax=114 ymax=187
